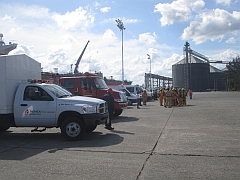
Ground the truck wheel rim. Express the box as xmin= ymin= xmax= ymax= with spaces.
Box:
xmin=66 ymin=122 xmax=81 ymax=137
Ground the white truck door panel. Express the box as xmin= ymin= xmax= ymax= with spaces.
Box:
xmin=18 ymin=86 xmax=56 ymax=126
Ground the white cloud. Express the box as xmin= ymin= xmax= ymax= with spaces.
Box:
xmin=103 ymin=29 xmax=117 ymax=40
xmin=210 ymin=49 xmax=239 ymax=61
xmin=100 ymin=7 xmax=111 ymax=13
xmin=139 ymin=32 xmax=157 ymax=44
xmin=226 ymin=37 xmax=236 ymax=44
xmin=95 ymin=2 xmax=101 ymax=7
xmin=216 ymin=0 xmax=231 ymax=6
xmin=52 ymin=7 xmax=95 ymax=30
xmin=181 ymin=9 xmax=240 ymax=44
xmin=208 ymin=49 xmax=239 ymax=69
xmin=1 ymin=15 xmax=15 ymax=21
xmin=102 ymin=17 xmax=138 ymax=25
xmin=154 ymin=0 xmax=205 ymax=26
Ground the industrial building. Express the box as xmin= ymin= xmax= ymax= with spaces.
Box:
xmin=172 ymin=42 xmax=228 ymax=92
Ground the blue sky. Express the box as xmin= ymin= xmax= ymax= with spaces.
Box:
xmin=1 ymin=0 xmax=240 ymax=85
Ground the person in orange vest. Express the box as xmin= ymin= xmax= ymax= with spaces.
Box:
xmin=164 ymin=88 xmax=172 ymax=108
xmin=158 ymin=88 xmax=165 ymax=106
xmin=171 ymin=88 xmax=178 ymax=106
xmin=142 ymin=89 xmax=148 ymax=105
xmin=189 ymin=89 xmax=193 ymax=99
xmin=178 ymin=88 xmax=184 ymax=106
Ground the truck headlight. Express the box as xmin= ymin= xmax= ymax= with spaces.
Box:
xmin=82 ymin=105 xmax=97 ymax=113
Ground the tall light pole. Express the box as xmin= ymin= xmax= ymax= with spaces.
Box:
xmin=116 ymin=19 xmax=125 ymax=84
xmin=147 ymin=54 xmax=152 ymax=89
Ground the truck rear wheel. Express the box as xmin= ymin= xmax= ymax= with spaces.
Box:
xmin=61 ymin=117 xmax=86 ymax=141
xmin=114 ymin=109 xmax=123 ymax=117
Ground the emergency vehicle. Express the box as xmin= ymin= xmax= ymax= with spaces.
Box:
xmin=59 ymin=72 xmax=128 ymax=117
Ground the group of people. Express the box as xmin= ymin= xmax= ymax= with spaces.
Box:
xmin=158 ymin=88 xmax=192 ymax=108
xmin=103 ymin=87 xmax=193 ymax=130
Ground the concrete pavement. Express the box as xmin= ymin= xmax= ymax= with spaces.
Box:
xmin=0 ymin=91 xmax=239 ymax=179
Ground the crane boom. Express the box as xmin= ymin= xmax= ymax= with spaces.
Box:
xmin=74 ymin=40 xmax=90 ymax=74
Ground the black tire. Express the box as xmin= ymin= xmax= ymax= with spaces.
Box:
xmin=113 ymin=109 xmax=123 ymax=117
xmin=61 ymin=116 xmax=86 ymax=141
xmin=86 ymin=125 xmax=97 ymax=133
xmin=0 ymin=126 xmax=10 ymax=132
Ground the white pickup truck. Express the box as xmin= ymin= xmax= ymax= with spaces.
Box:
xmin=0 ymin=54 xmax=108 ymax=140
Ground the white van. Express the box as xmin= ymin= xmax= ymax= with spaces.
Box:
xmin=125 ymin=85 xmax=152 ymax=100
xmin=108 ymin=85 xmax=137 ymax=105
xmin=124 ymin=85 xmax=143 ymax=95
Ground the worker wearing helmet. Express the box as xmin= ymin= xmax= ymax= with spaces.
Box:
xmin=158 ymin=88 xmax=164 ymax=106
xmin=178 ymin=88 xmax=183 ymax=106
xmin=142 ymin=89 xmax=148 ymax=105
xmin=171 ymin=88 xmax=175 ymax=106
xmin=164 ymin=88 xmax=172 ymax=108
xmin=102 ymin=88 xmax=114 ymax=130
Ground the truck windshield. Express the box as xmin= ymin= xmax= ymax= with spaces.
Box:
xmin=43 ymin=84 xmax=73 ymax=98
xmin=93 ymin=77 xmax=108 ymax=89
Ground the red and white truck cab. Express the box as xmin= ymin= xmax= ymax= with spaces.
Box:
xmin=59 ymin=72 xmax=128 ymax=117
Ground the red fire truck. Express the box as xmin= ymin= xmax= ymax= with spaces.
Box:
xmin=59 ymin=72 xmax=128 ymax=117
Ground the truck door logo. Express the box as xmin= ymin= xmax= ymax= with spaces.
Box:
xmin=22 ymin=106 xmax=33 ymax=118
xmin=25 ymin=109 xmax=29 ymax=115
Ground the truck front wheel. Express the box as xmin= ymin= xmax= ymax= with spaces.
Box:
xmin=86 ymin=125 xmax=97 ymax=132
xmin=61 ymin=117 xmax=86 ymax=141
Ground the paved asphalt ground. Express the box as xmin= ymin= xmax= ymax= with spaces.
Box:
xmin=0 ymin=91 xmax=240 ymax=180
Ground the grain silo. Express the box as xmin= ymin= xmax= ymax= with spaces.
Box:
xmin=209 ymin=66 xmax=227 ymax=91
xmin=172 ymin=42 xmax=229 ymax=91
xmin=172 ymin=55 xmax=210 ymax=92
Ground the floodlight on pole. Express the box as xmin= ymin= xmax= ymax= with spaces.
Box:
xmin=115 ymin=19 xmax=125 ymax=84
xmin=147 ymin=54 xmax=152 ymax=89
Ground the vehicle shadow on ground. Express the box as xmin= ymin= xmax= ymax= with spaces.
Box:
xmin=0 ymin=129 xmax=124 ymax=160
xmin=112 ymin=116 xmax=139 ymax=124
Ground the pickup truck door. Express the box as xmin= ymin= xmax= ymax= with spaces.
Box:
xmin=18 ymin=86 xmax=56 ymax=126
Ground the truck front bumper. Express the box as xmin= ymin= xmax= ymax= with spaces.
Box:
xmin=116 ymin=102 xmax=128 ymax=109
xmin=82 ymin=112 xmax=109 ymax=126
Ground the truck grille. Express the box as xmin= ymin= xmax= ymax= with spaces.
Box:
xmin=98 ymin=102 xmax=108 ymax=114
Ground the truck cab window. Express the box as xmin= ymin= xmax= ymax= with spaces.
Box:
xmin=24 ymin=86 xmax=53 ymax=101
xmin=93 ymin=77 xmax=108 ymax=89
xmin=82 ymin=78 xmax=94 ymax=91
xmin=64 ymin=79 xmax=74 ymax=89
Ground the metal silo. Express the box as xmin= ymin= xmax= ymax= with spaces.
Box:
xmin=172 ymin=55 xmax=210 ymax=92
xmin=210 ymin=66 xmax=227 ymax=91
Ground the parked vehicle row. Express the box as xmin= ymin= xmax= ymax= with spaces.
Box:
xmin=107 ymin=85 xmax=137 ymax=105
xmin=0 ymin=54 xmax=108 ymax=141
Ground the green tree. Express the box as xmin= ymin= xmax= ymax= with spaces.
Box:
xmin=227 ymin=56 xmax=240 ymax=91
